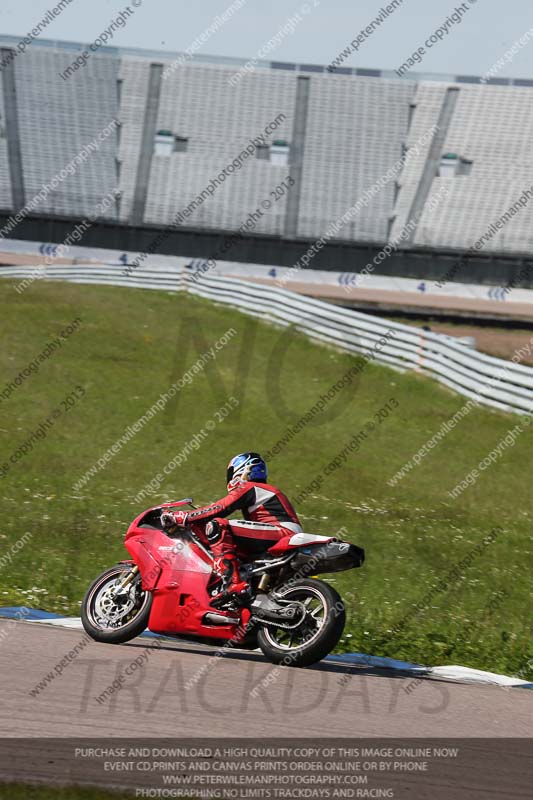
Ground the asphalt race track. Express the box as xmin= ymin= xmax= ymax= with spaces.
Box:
xmin=1 ymin=619 xmax=532 ymax=738
xmin=2 ymin=620 xmax=533 ymax=798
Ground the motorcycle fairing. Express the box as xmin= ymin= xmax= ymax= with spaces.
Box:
xmin=267 ymin=532 xmax=335 ymax=555
xmin=125 ymin=523 xmax=245 ymax=640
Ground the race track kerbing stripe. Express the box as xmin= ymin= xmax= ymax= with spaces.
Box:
xmin=2 ymin=607 xmax=532 ymax=689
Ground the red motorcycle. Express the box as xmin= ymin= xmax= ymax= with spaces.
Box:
xmin=82 ymin=499 xmax=364 ymax=667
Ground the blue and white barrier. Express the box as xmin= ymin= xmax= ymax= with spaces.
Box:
xmin=2 ymin=262 xmax=533 ymax=415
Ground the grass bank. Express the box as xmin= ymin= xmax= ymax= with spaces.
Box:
xmin=0 ymin=279 xmax=532 ymax=677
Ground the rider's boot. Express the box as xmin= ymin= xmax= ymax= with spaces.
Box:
xmin=210 ymin=554 xmax=251 ymax=609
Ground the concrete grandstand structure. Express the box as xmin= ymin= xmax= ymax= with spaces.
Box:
xmin=391 ymin=82 xmax=533 ymax=254
xmin=0 ymin=35 xmax=533 ymax=277
xmin=0 ymin=43 xmax=119 ymax=217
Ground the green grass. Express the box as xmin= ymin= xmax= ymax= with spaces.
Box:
xmin=1 ymin=279 xmax=532 ymax=678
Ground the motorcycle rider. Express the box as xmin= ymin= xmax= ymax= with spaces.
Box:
xmin=161 ymin=452 xmax=302 ymax=608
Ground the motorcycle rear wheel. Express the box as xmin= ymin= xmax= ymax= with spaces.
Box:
xmin=257 ymin=578 xmax=345 ymax=667
xmin=82 ymin=565 xmax=152 ymax=644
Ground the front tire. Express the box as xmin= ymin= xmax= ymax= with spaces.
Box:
xmin=81 ymin=565 xmax=152 ymax=644
xmin=257 ymin=578 xmax=345 ymax=667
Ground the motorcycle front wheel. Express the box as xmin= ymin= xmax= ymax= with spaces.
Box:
xmin=81 ymin=565 xmax=152 ymax=644
xmin=257 ymin=578 xmax=345 ymax=667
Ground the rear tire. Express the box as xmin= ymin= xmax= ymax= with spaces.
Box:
xmin=81 ymin=565 xmax=152 ymax=644
xmin=257 ymin=578 xmax=345 ymax=667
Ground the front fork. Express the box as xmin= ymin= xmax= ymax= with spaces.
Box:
xmin=118 ymin=564 xmax=139 ymax=589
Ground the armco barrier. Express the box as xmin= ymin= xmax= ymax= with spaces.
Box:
xmin=2 ymin=262 xmax=533 ymax=415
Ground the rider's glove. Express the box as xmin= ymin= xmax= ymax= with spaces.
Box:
xmin=161 ymin=510 xmax=188 ymax=529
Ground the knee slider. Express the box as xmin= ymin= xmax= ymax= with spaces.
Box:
xmin=206 ymin=519 xmax=223 ymax=544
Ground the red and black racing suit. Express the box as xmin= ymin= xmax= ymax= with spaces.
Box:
xmin=186 ymin=480 xmax=302 ymax=596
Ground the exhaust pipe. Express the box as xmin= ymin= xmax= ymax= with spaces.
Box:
xmin=204 ymin=612 xmax=240 ymax=625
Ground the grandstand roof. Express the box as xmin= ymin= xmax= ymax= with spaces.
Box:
xmin=1 ymin=34 xmax=532 ymax=88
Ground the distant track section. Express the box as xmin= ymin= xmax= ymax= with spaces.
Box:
xmin=2 ymin=263 xmax=533 ymax=415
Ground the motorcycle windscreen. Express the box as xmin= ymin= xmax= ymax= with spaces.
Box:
xmin=156 ymin=535 xmax=213 ymax=575
xmin=126 ymin=530 xmax=212 ymax=592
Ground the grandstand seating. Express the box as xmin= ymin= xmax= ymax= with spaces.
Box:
xmin=299 ymin=75 xmax=415 ymax=241
xmin=403 ymin=84 xmax=533 ymax=253
xmin=13 ymin=47 xmax=119 ymax=217
xmin=145 ymin=61 xmax=295 ymax=233
xmin=389 ymin=82 xmax=448 ymax=245
xmin=0 ymin=72 xmax=12 ymax=209
xmin=1 ymin=37 xmax=533 ymax=256
xmin=118 ymin=56 xmax=152 ymax=222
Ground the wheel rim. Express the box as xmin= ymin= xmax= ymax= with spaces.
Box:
xmin=86 ymin=568 xmax=149 ymax=631
xmin=262 ymin=584 xmax=330 ymax=652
